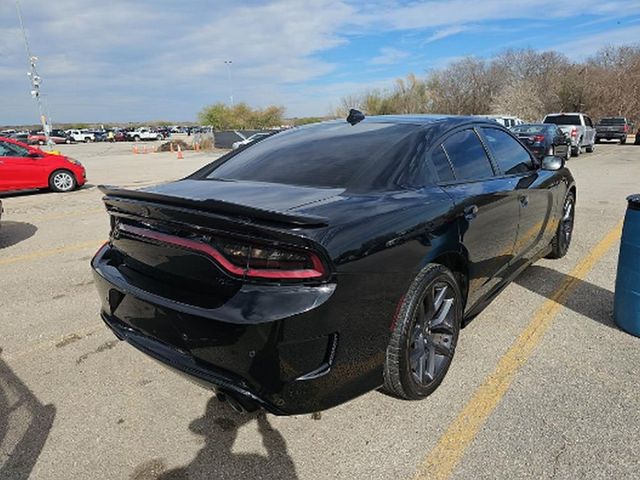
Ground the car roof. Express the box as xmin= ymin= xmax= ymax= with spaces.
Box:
xmin=544 ymin=112 xmax=584 ymax=116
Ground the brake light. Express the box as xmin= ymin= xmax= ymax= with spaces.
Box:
xmin=533 ymin=134 xmax=545 ymax=143
xmin=570 ymin=128 xmax=577 ymax=137
xmin=118 ymin=224 xmax=327 ymax=280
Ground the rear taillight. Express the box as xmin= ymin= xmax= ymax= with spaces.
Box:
xmin=623 ymin=124 xmax=629 ymax=133
xmin=570 ymin=128 xmax=577 ymax=137
xmin=118 ymin=224 xmax=327 ymax=280
xmin=533 ymin=134 xmax=545 ymax=143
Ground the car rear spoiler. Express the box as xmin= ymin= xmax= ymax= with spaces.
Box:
xmin=98 ymin=185 xmax=329 ymax=227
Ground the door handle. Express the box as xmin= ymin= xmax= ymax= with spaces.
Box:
xmin=519 ymin=195 xmax=529 ymax=207
xmin=464 ymin=205 xmax=478 ymax=221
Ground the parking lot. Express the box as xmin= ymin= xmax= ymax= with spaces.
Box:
xmin=1 ymin=141 xmax=639 ymax=479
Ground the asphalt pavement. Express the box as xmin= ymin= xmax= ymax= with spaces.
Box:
xmin=1 ymin=140 xmax=639 ymax=480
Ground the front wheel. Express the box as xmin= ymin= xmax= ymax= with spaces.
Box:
xmin=383 ymin=264 xmax=462 ymax=400
xmin=49 ymin=170 xmax=77 ymax=192
xmin=586 ymin=143 xmax=595 ymax=153
xmin=547 ymin=191 xmax=575 ymax=259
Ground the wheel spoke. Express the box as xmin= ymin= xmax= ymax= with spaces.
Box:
xmin=424 ymin=342 xmax=436 ymax=382
xmin=430 ymin=298 xmax=454 ymax=334
xmin=433 ymin=285 xmax=447 ymax=312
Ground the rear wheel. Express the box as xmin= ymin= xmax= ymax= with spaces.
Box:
xmin=586 ymin=142 xmax=595 ymax=153
xmin=134 ymin=135 xmax=141 ymax=142
xmin=49 ymin=170 xmax=76 ymax=192
xmin=383 ymin=264 xmax=462 ymax=400
xmin=547 ymin=191 xmax=575 ymax=259
xmin=572 ymin=144 xmax=581 ymax=157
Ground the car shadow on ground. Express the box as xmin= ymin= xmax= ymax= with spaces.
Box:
xmin=131 ymin=398 xmax=298 ymax=480
xmin=0 ymin=185 xmax=93 ymax=200
xmin=0 ymin=221 xmax=37 ymax=249
xmin=514 ymin=264 xmax=616 ymax=329
xmin=0 ymin=357 xmax=56 ymax=480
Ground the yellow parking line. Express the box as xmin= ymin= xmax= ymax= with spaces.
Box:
xmin=414 ymin=220 xmax=624 ymax=480
xmin=0 ymin=240 xmax=104 ymax=266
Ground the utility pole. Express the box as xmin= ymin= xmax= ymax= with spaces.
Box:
xmin=16 ymin=0 xmax=52 ymax=147
xmin=224 ymin=60 xmax=234 ymax=107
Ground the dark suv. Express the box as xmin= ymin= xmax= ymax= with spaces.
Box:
xmin=596 ymin=117 xmax=631 ymax=144
xmin=92 ymin=115 xmax=576 ymax=415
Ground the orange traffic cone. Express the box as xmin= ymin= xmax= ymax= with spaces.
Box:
xmin=195 ymin=142 xmax=200 ymax=152
xmin=177 ymin=144 xmax=184 ymax=159
xmin=133 ymin=145 xmax=138 ymax=154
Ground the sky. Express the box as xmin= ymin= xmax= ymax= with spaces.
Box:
xmin=1 ymin=0 xmax=640 ymax=125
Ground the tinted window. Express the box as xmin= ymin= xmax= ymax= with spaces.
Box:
xmin=206 ymin=122 xmax=421 ymax=188
xmin=0 ymin=142 xmax=14 ymax=157
xmin=0 ymin=142 xmax=29 ymax=157
xmin=585 ymin=116 xmax=593 ymax=127
xmin=481 ymin=128 xmax=533 ymax=175
xmin=441 ymin=129 xmax=494 ymax=181
xmin=513 ymin=125 xmax=545 ymax=134
xmin=431 ymin=145 xmax=454 ymax=182
xmin=544 ymin=115 xmax=581 ymax=126
xmin=598 ymin=117 xmax=626 ymax=125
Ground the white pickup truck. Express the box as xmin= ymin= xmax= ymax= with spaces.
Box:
xmin=66 ymin=129 xmax=95 ymax=143
xmin=126 ymin=128 xmax=164 ymax=142
xmin=542 ymin=113 xmax=596 ymax=157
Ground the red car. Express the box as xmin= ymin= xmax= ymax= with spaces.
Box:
xmin=0 ymin=136 xmax=86 ymax=193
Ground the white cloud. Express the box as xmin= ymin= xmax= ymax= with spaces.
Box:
xmin=423 ymin=25 xmax=470 ymax=45
xmin=370 ymin=47 xmax=410 ymax=65
xmin=1 ymin=0 xmax=640 ymax=123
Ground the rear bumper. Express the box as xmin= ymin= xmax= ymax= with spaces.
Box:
xmin=91 ymin=244 xmax=398 ymax=414
xmin=596 ymin=132 xmax=626 ymax=140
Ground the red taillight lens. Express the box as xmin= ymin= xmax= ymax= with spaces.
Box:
xmin=533 ymin=134 xmax=545 ymax=143
xmin=570 ymin=128 xmax=577 ymax=137
xmin=119 ymin=224 xmax=326 ymax=280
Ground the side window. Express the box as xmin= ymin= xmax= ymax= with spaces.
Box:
xmin=441 ymin=129 xmax=494 ymax=182
xmin=6 ymin=143 xmax=29 ymax=157
xmin=585 ymin=116 xmax=593 ymax=128
xmin=0 ymin=142 xmax=14 ymax=157
xmin=481 ymin=128 xmax=533 ymax=175
xmin=431 ymin=145 xmax=455 ymax=182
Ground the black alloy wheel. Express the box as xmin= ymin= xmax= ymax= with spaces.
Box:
xmin=547 ymin=191 xmax=575 ymax=259
xmin=383 ymin=264 xmax=462 ymax=399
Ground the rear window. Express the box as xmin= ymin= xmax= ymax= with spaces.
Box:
xmin=544 ymin=115 xmax=581 ymax=126
xmin=513 ymin=125 xmax=546 ymax=134
xmin=598 ymin=118 xmax=626 ymax=125
xmin=205 ymin=122 xmax=421 ymax=188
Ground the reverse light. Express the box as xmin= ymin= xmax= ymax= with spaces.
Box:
xmin=533 ymin=134 xmax=545 ymax=143
xmin=118 ymin=224 xmax=327 ymax=280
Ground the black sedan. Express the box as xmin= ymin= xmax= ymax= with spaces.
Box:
xmin=91 ymin=114 xmax=576 ymax=415
xmin=512 ymin=124 xmax=571 ymax=160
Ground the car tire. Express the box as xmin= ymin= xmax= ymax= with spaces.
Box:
xmin=49 ymin=169 xmax=77 ymax=193
xmin=572 ymin=145 xmax=581 ymax=157
xmin=586 ymin=143 xmax=594 ymax=153
xmin=65 ymin=138 xmax=71 ymax=144
xmin=547 ymin=191 xmax=575 ymax=260
xmin=620 ymin=137 xmax=627 ymax=145
xmin=134 ymin=136 xmax=141 ymax=142
xmin=383 ymin=263 xmax=463 ymax=400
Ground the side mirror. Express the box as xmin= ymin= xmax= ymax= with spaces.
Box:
xmin=27 ymin=152 xmax=42 ymax=158
xmin=541 ymin=155 xmax=564 ymax=171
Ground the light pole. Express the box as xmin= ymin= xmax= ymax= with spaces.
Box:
xmin=16 ymin=0 xmax=52 ymax=147
xmin=224 ymin=60 xmax=234 ymax=107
